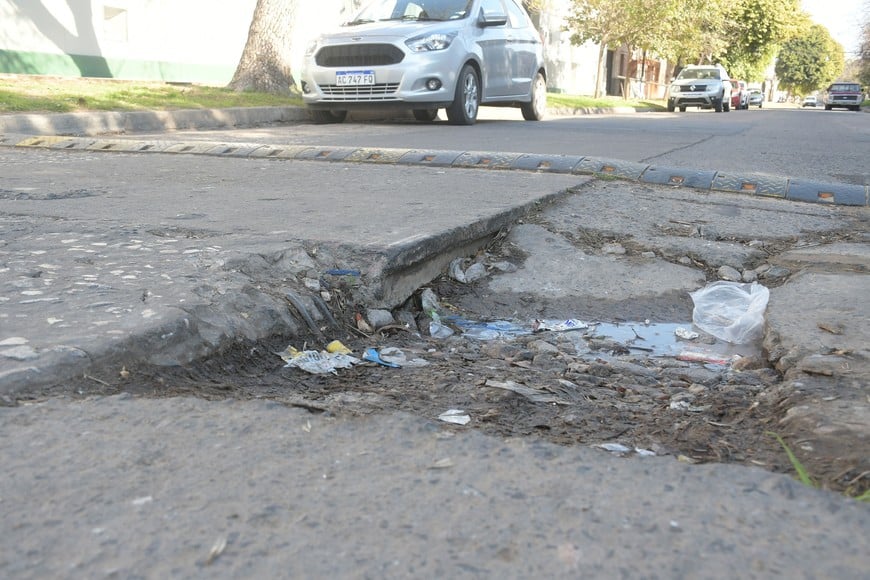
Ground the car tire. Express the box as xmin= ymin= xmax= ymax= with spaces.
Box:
xmin=714 ymin=98 xmax=723 ymax=113
xmin=310 ymin=109 xmax=347 ymax=124
xmin=667 ymin=102 xmax=675 ymax=112
xmin=446 ymin=64 xmax=479 ymax=126
xmin=413 ymin=108 xmax=439 ymax=122
xmin=521 ymin=72 xmax=547 ymax=121
xmin=679 ymin=106 xmax=686 ymax=112
xmin=825 ymin=105 xmax=832 ymax=111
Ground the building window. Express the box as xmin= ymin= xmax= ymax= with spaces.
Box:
xmin=103 ymin=6 xmax=128 ymax=42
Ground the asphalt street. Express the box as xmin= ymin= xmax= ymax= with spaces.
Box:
xmin=0 ymin=107 xmax=868 ymax=578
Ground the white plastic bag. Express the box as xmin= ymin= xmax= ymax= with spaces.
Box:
xmin=690 ymin=281 xmax=770 ymax=344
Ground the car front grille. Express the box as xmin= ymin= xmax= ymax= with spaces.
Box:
xmin=316 ymin=44 xmax=405 ymax=67
xmin=319 ymin=83 xmax=401 ymax=101
xmin=677 ymin=83 xmax=709 ymax=91
xmin=676 ymin=97 xmax=711 ymax=105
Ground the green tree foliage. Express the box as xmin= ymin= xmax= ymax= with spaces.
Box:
xmin=566 ymin=0 xmax=718 ymax=96
xmin=775 ymin=25 xmax=845 ymax=94
xmin=648 ymin=0 xmax=730 ymax=66
xmin=719 ymin=0 xmax=805 ymax=81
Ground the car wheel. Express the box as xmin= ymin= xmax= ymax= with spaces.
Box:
xmin=679 ymin=106 xmax=686 ymax=112
xmin=412 ymin=108 xmax=439 ymax=122
xmin=446 ymin=64 xmax=479 ymax=126
xmin=714 ymin=98 xmax=723 ymax=113
xmin=825 ymin=105 xmax=832 ymax=111
xmin=310 ymin=109 xmax=347 ymax=124
xmin=667 ymin=102 xmax=675 ymax=112
xmin=521 ymin=72 xmax=547 ymax=121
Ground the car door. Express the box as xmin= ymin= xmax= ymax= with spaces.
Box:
xmin=502 ymin=0 xmax=538 ymax=98
xmin=476 ymin=0 xmax=511 ymax=98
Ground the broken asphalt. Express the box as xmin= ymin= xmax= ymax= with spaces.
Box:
xmin=0 ymin=107 xmax=867 ymax=577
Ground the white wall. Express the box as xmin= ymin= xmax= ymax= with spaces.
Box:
xmin=1 ymin=0 xmax=256 ymax=79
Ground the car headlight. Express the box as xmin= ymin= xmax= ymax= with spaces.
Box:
xmin=406 ymin=31 xmax=457 ymax=52
xmin=669 ymin=85 xmax=680 ymax=94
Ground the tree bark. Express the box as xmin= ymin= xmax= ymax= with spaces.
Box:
xmin=594 ymin=39 xmax=608 ymax=98
xmin=228 ymin=0 xmax=298 ymax=94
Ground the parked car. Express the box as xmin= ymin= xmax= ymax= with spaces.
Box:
xmin=748 ymin=89 xmax=763 ymax=108
xmin=802 ymin=95 xmax=817 ymax=107
xmin=300 ymin=0 xmax=547 ymax=125
xmin=666 ymin=65 xmax=732 ymax=112
xmin=730 ymin=80 xmax=749 ymax=110
xmin=822 ymin=82 xmax=864 ymax=111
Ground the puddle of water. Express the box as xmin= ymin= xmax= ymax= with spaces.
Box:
xmin=451 ymin=317 xmax=762 ymax=363
xmin=586 ymin=321 xmax=761 ymax=361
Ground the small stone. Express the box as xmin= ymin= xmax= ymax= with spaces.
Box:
xmin=489 ymin=261 xmax=518 ymax=273
xmin=641 ymin=251 xmax=656 ymax=259
xmin=698 ymin=226 xmax=720 ymax=240
xmin=763 ymin=266 xmax=790 ymax=280
xmin=742 ymin=269 xmax=758 ymax=282
xmin=717 ymin=265 xmax=742 ymax=281
xmin=602 ymin=243 xmax=626 ymax=255
xmin=366 ymin=309 xmax=395 ymax=329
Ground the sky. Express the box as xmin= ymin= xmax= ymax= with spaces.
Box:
xmin=801 ymin=0 xmax=865 ymax=56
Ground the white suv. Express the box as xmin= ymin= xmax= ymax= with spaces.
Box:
xmin=667 ymin=65 xmax=733 ymax=113
xmin=301 ymin=0 xmax=547 ymax=125
xmin=823 ymin=82 xmax=864 ymax=111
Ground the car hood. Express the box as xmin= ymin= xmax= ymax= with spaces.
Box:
xmin=320 ymin=19 xmax=462 ymax=43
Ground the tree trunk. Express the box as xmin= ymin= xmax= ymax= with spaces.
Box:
xmin=594 ymin=39 xmax=608 ymax=98
xmin=228 ymin=0 xmax=298 ymax=94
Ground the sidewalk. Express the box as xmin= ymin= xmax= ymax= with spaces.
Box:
xmin=0 ymin=109 xmax=868 ymax=577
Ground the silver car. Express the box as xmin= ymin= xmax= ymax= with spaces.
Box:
xmin=300 ymin=0 xmax=547 ymax=125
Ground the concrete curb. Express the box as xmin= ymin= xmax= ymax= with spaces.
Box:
xmin=2 ymin=132 xmax=867 ymax=207
xmin=0 ymin=106 xmax=308 ymax=136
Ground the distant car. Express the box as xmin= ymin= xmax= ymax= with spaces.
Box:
xmin=666 ymin=65 xmax=732 ymax=112
xmin=802 ymin=95 xmax=817 ymax=107
xmin=730 ymin=80 xmax=749 ymax=110
xmin=748 ymin=90 xmax=763 ymax=108
xmin=823 ymin=82 xmax=864 ymax=111
xmin=300 ymin=0 xmax=547 ymax=125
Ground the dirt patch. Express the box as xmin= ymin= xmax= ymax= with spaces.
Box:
xmin=29 ymin=268 xmax=864 ymax=498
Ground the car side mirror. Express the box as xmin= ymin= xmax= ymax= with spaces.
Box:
xmin=478 ymin=9 xmax=507 ymax=27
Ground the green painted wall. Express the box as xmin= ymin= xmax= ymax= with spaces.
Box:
xmin=0 ymin=49 xmax=237 ymax=85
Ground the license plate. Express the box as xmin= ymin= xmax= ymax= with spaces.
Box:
xmin=336 ymin=70 xmax=375 ymax=86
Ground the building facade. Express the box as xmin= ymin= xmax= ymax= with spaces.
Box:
xmin=0 ymin=0 xmax=256 ymax=84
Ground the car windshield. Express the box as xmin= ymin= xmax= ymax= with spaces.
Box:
xmin=677 ymin=68 xmax=719 ymax=80
xmin=828 ymin=84 xmax=860 ymax=92
xmin=348 ymin=0 xmax=473 ymax=24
